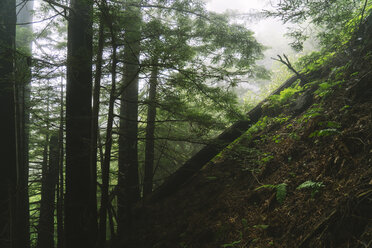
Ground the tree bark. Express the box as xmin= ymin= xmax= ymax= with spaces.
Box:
xmin=65 ymin=0 xmax=96 ymax=247
xmin=143 ymin=59 xmax=159 ymax=197
xmin=90 ymin=16 xmax=105 ymax=245
xmin=37 ymin=128 xmax=50 ymax=247
xmin=37 ymin=134 xmax=59 ymax=248
xmin=97 ymin=23 xmax=117 ymax=248
xmin=56 ymin=79 xmax=64 ymax=248
xmin=117 ymin=0 xmax=142 ymax=244
xmin=0 ymin=0 xmax=17 ymax=247
xmin=13 ymin=1 xmax=33 ymax=247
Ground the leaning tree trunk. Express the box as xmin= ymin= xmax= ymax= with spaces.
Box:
xmin=65 ymin=0 xmax=96 ymax=247
xmin=37 ymin=134 xmax=59 ymax=248
xmin=0 ymin=0 xmax=17 ymax=247
xmin=148 ymin=75 xmax=299 ymax=202
xmin=143 ymin=59 xmax=159 ymax=197
xmin=117 ymin=0 xmax=142 ymax=244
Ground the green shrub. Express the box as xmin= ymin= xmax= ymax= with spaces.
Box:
xmin=268 ymin=84 xmax=303 ymax=107
xmin=298 ymin=106 xmax=324 ymax=123
xmin=315 ymin=80 xmax=344 ymax=97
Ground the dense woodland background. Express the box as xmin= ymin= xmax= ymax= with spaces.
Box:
xmin=0 ymin=0 xmax=371 ymax=248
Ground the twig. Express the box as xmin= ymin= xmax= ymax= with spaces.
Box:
xmin=272 ymin=54 xmax=309 ymax=86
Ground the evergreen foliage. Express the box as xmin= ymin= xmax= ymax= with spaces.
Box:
xmin=1 ymin=0 xmax=371 ymax=247
xmin=267 ymin=0 xmax=372 ymax=51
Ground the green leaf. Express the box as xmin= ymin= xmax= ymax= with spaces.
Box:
xmin=255 ymin=184 xmax=277 ymax=191
xmin=296 ymin=180 xmax=325 ymax=190
xmin=309 ymin=128 xmax=340 ymax=138
xmin=206 ymin=176 xmax=218 ymax=181
xmin=253 ymin=224 xmax=269 ymax=229
xmin=276 ymin=183 xmax=287 ymax=204
xmin=222 ymin=240 xmax=241 ymax=247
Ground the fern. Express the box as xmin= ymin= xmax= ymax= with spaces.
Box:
xmin=275 ymin=183 xmax=287 ymax=204
xmin=309 ymin=128 xmax=340 ymax=138
xmin=222 ymin=240 xmax=241 ymax=248
xmin=253 ymin=224 xmax=269 ymax=229
xmin=297 ymin=180 xmax=325 ymax=197
xmin=255 ymin=183 xmax=287 ymax=204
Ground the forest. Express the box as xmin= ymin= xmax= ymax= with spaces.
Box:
xmin=0 ymin=0 xmax=371 ymax=248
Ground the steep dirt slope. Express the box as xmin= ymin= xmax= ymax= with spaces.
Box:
xmin=128 ymin=16 xmax=372 ymax=248
xmin=131 ymin=67 xmax=372 ymax=248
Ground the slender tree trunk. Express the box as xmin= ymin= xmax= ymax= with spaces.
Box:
xmin=37 ymin=129 xmax=50 ymax=245
xmin=65 ymin=0 xmax=96 ymax=247
xmin=0 ymin=0 xmax=17 ymax=247
xmin=117 ymin=0 xmax=141 ymax=244
xmin=107 ymin=192 xmax=116 ymax=238
xmin=143 ymin=59 xmax=159 ymax=197
xmin=13 ymin=1 xmax=33 ymax=247
xmin=36 ymin=94 xmax=52 ymax=248
xmin=97 ymin=26 xmax=117 ymax=248
xmin=37 ymin=134 xmax=59 ymax=248
xmin=56 ymin=79 xmax=64 ymax=248
xmin=91 ymin=17 xmax=105 ymax=245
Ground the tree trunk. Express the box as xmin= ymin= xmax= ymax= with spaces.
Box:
xmin=65 ymin=0 xmax=96 ymax=247
xmin=56 ymin=79 xmax=64 ymax=248
xmin=97 ymin=26 xmax=117 ymax=248
xmin=117 ymin=0 xmax=142 ymax=244
xmin=38 ymin=94 xmax=51 ymax=247
xmin=143 ymin=59 xmax=159 ymax=197
xmin=107 ymin=196 xmax=116 ymax=239
xmin=0 ymin=0 xmax=17 ymax=247
xmin=14 ymin=1 xmax=33 ymax=247
xmin=37 ymin=134 xmax=59 ymax=248
xmin=90 ymin=16 xmax=105 ymax=245
xmin=147 ymin=76 xmax=299 ymax=202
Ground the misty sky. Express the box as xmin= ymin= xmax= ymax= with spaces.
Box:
xmin=205 ymin=0 xmax=296 ymax=71
xmin=205 ymin=0 xmax=268 ymax=12
xmin=204 ymin=0 xmax=304 ymax=95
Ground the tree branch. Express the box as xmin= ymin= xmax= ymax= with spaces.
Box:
xmin=272 ymin=54 xmax=308 ymax=85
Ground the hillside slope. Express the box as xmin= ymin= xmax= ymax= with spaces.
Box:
xmin=127 ymin=15 xmax=372 ymax=248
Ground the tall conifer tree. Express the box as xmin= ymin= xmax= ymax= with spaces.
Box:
xmin=0 ymin=0 xmax=17 ymax=247
xmin=117 ymin=0 xmax=142 ymax=244
xmin=65 ymin=0 xmax=96 ymax=247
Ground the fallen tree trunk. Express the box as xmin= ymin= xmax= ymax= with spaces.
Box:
xmin=147 ymin=75 xmax=299 ymax=202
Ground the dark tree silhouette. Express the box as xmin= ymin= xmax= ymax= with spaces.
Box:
xmin=64 ymin=0 xmax=97 ymax=247
xmin=117 ymin=0 xmax=142 ymax=245
xmin=37 ymin=134 xmax=59 ymax=248
xmin=0 ymin=0 xmax=17 ymax=247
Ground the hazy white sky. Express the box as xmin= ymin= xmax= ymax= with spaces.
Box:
xmin=205 ymin=0 xmax=294 ymax=70
xmin=205 ymin=0 xmax=267 ymax=13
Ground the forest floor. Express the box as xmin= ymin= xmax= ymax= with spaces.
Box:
xmin=131 ymin=48 xmax=372 ymax=248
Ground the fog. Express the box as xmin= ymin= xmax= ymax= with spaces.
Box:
xmin=30 ymin=0 xmax=315 ymax=102
xmin=205 ymin=0 xmax=295 ymax=70
xmin=204 ymin=0 xmax=317 ymax=102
